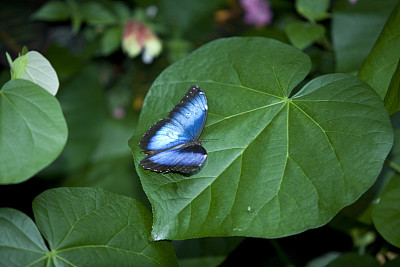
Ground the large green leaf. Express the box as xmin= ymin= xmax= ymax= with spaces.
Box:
xmin=332 ymin=0 xmax=398 ymax=73
xmin=0 ymin=188 xmax=178 ymax=266
xmin=358 ymin=1 xmax=400 ymax=114
xmin=129 ymin=37 xmax=393 ymax=240
xmin=0 ymin=79 xmax=67 ymax=184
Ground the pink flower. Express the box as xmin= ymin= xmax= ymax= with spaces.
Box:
xmin=240 ymin=0 xmax=273 ymax=27
xmin=122 ymin=20 xmax=162 ymax=64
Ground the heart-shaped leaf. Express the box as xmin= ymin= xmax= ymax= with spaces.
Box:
xmin=0 ymin=188 xmax=178 ymax=266
xmin=129 ymin=37 xmax=393 ymax=240
xmin=0 ymin=79 xmax=67 ymax=184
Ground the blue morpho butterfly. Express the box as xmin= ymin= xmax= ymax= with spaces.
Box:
xmin=139 ymin=85 xmax=208 ymax=173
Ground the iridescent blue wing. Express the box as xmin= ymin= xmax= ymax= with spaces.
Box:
xmin=139 ymin=144 xmax=207 ymax=173
xmin=139 ymin=85 xmax=208 ymax=152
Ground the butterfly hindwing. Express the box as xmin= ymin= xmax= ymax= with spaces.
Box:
xmin=140 ymin=144 xmax=207 ymax=173
xmin=139 ymin=85 xmax=208 ymax=173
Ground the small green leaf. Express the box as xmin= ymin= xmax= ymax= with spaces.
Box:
xmin=100 ymin=26 xmax=122 ymax=56
xmin=358 ymin=1 xmax=400 ymax=114
xmin=31 ymin=0 xmax=70 ymax=21
xmin=372 ymin=175 xmax=400 ymax=248
xmin=21 ymin=51 xmax=59 ymax=95
xmin=21 ymin=46 xmax=29 ymax=55
xmin=130 ymin=37 xmax=393 ymax=240
xmin=10 ymin=54 xmax=27 ymax=79
xmin=0 ymin=79 xmax=67 ymax=184
xmin=82 ymin=1 xmax=118 ymax=25
xmin=0 ymin=188 xmax=178 ymax=266
xmin=296 ymin=0 xmax=330 ymax=22
xmin=66 ymin=0 xmax=83 ymax=33
xmin=5 ymin=52 xmax=13 ymax=69
xmin=285 ymin=21 xmax=325 ymax=49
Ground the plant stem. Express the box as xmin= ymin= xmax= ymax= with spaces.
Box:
xmin=385 ymin=159 xmax=400 ymax=174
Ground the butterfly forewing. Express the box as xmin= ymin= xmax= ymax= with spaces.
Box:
xmin=168 ymin=86 xmax=208 ymax=140
xmin=139 ymin=85 xmax=208 ymax=173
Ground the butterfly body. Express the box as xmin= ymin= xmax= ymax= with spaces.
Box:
xmin=139 ymin=85 xmax=208 ymax=173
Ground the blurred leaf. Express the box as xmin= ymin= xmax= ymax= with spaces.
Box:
xmin=66 ymin=0 xmax=83 ymax=33
xmin=63 ymin=114 xmax=148 ymax=205
xmin=130 ymin=37 xmax=393 ymax=240
xmin=159 ymin=0 xmax=225 ymax=39
xmin=31 ymin=0 xmax=70 ymax=21
xmin=64 ymin=156 xmax=148 ymax=204
xmin=0 ymin=188 xmax=178 ymax=266
xmin=166 ymin=39 xmax=194 ymax=63
xmin=82 ymin=1 xmax=118 ymax=26
xmin=372 ymin=175 xmax=400 ymax=248
xmin=91 ymin=113 xmax=137 ymax=161
xmin=295 ymin=0 xmax=330 ymax=22
xmin=0 ymin=79 xmax=67 ymax=184
xmin=285 ymin=21 xmax=325 ymax=49
xmin=112 ymin=1 xmax=131 ymax=21
xmin=100 ymin=26 xmax=122 ymax=56
xmin=332 ymin=0 xmax=398 ymax=73
xmin=45 ymin=44 xmax=83 ymax=81
xmin=326 ymin=252 xmax=379 ymax=267
xmin=306 ymin=252 xmax=341 ymax=267
xmin=45 ymin=65 xmax=106 ymax=174
xmin=358 ymin=2 xmax=400 ymax=114
xmin=19 ymin=51 xmax=59 ymax=95
xmin=174 ymin=237 xmax=243 ymax=267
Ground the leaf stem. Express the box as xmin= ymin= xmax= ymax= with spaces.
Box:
xmin=385 ymin=159 xmax=400 ymax=174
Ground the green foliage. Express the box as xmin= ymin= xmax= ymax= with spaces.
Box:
xmin=130 ymin=37 xmax=393 ymax=240
xmin=0 ymin=188 xmax=178 ymax=266
xmin=0 ymin=79 xmax=67 ymax=184
xmin=358 ymin=1 xmax=400 ymax=115
xmin=1 ymin=0 xmax=400 ymax=265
